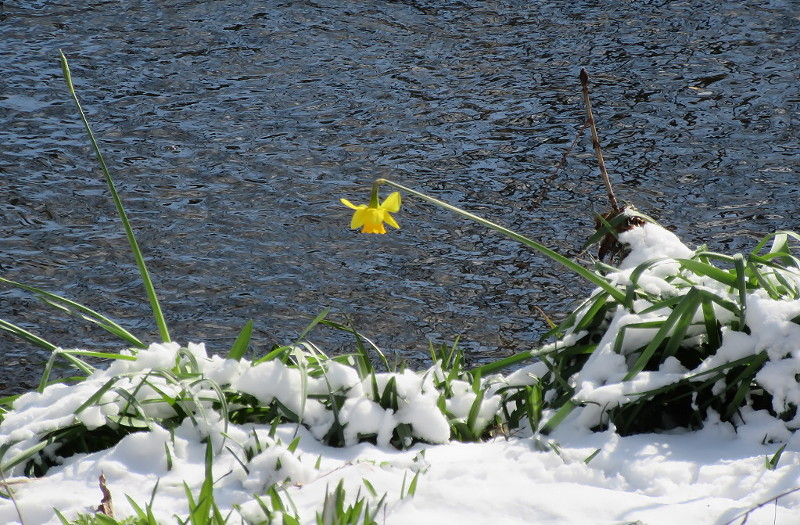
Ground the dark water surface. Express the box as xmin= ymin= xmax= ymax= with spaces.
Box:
xmin=1 ymin=0 xmax=798 ymax=393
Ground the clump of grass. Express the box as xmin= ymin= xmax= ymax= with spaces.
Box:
xmin=483 ymin=224 xmax=800 ymax=436
xmin=315 ymin=480 xmax=386 ymax=525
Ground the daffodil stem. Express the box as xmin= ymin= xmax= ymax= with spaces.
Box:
xmin=369 ymin=180 xmax=381 ymax=208
xmin=374 ymin=178 xmax=626 ymax=303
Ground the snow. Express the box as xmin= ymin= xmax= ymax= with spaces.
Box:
xmin=1 ymin=222 xmax=800 ymax=524
xmin=1 ymin=417 xmax=798 ymax=524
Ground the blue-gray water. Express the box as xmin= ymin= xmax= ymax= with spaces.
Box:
xmin=1 ymin=0 xmax=798 ymax=394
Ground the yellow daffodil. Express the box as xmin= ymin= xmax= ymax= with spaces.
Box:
xmin=340 ymin=191 xmax=401 ymax=234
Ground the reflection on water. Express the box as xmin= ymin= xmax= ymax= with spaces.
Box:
xmin=1 ymin=0 xmax=798 ymax=393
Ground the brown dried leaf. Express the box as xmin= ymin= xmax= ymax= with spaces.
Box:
xmin=96 ymin=472 xmax=114 ymax=518
xmin=595 ymin=209 xmax=646 ymax=263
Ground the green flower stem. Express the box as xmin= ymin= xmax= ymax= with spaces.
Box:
xmin=375 ymin=178 xmax=626 ymax=303
xmin=369 ymin=180 xmax=381 ymax=208
xmin=60 ymin=51 xmax=171 ymax=343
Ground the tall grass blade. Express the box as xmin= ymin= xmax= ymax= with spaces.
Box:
xmin=470 ymin=349 xmax=538 ymax=376
xmin=38 ymin=349 xmax=96 ymax=393
xmin=701 ymin=298 xmax=721 ymax=351
xmin=59 ymin=51 xmax=170 ymax=343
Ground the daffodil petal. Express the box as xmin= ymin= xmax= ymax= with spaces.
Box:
xmin=381 ymin=192 xmax=401 ymax=213
xmin=384 ymin=213 xmax=399 ymax=229
xmin=350 ymin=208 xmax=367 ymax=229
xmin=340 ymin=198 xmax=360 ymax=210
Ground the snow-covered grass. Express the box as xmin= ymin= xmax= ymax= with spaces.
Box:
xmin=1 ymin=54 xmax=799 ymax=524
xmin=2 ymin=223 xmax=800 ymax=524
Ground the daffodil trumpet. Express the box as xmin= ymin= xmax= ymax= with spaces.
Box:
xmin=344 ymin=178 xmax=629 ymax=303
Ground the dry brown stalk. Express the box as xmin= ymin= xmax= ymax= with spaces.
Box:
xmin=579 ymin=68 xmax=620 ymax=213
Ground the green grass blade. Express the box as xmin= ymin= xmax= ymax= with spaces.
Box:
xmin=470 ymin=349 xmax=540 ymax=375
xmin=701 ymin=297 xmax=721 ymax=351
xmin=74 ymin=377 xmax=119 ymax=414
xmin=612 ymin=321 xmax=663 ymax=355
xmin=540 ymin=399 xmax=576 ymax=435
xmin=295 ymin=308 xmax=330 ymax=344
xmin=60 ymin=350 xmax=137 ymax=361
xmin=53 ymin=509 xmax=71 ymax=525
xmin=1 ymin=439 xmax=50 ymax=472
xmin=574 ymin=292 xmax=610 ymax=332
xmin=751 ymin=230 xmax=800 ymax=260
xmin=59 ymin=50 xmax=170 ymax=343
xmin=0 ymin=319 xmax=57 ymax=352
xmin=722 ymin=352 xmax=768 ymax=421
xmin=362 ymin=478 xmax=378 ymax=498
xmin=623 ymin=287 xmax=701 ymax=381
xmin=37 ymin=349 xmax=95 ymax=393
xmin=319 ymin=318 xmax=391 ymax=374
xmin=745 ymin=260 xmax=782 ymax=299
xmin=189 ymin=441 xmax=215 ymax=524
xmin=0 ymin=277 xmax=145 ymax=348
xmin=766 ymin=444 xmax=787 ymax=471
xmin=733 ymin=254 xmax=747 ymax=327
xmin=227 ymin=320 xmax=253 ymax=361
xmin=526 ymin=384 xmax=543 ymax=433
xmin=466 ymin=388 xmax=486 ymax=437
xmin=582 ymin=211 xmax=631 ymax=250
xmin=584 ymin=448 xmax=601 ymax=464
xmin=677 ymin=258 xmax=738 ymax=288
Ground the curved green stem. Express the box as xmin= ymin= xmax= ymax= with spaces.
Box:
xmin=375 ymin=178 xmax=626 ymax=303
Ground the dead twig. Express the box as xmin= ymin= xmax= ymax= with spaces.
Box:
xmin=580 ymin=68 xmax=620 ymax=213
xmin=530 ymin=119 xmax=589 ymax=210
xmin=0 ymin=466 xmax=25 ymax=525
xmin=720 ymin=485 xmax=800 ymax=525
xmin=579 ymin=68 xmax=646 ymax=261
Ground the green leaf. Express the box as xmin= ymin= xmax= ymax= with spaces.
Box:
xmin=74 ymin=377 xmax=120 ymax=414
xmin=466 ymin=388 xmax=486 ymax=437
xmin=525 ymin=384 xmax=543 ymax=434
xmin=406 ymin=470 xmax=420 ymax=497
xmin=540 ymin=400 xmax=577 ymax=435
xmin=227 ymin=320 xmax=253 ymax=361
xmin=362 ymin=478 xmax=378 ymax=498
xmin=677 ymin=258 xmax=738 ymax=288
xmin=766 ymin=444 xmax=787 ymax=471
xmin=0 ymin=319 xmax=56 ymax=353
xmin=624 ymin=287 xmax=702 ymax=381
xmin=584 ymin=448 xmax=601 ymax=464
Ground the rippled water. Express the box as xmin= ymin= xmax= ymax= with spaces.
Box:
xmin=1 ymin=0 xmax=798 ymax=393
